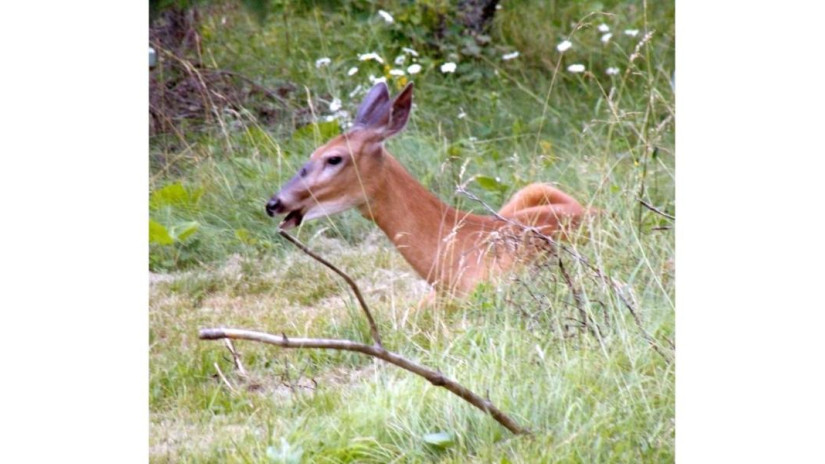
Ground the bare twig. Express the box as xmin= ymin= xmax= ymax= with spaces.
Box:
xmin=558 ymin=257 xmax=601 ymax=340
xmin=199 ymin=328 xmax=529 ymax=435
xmin=213 ymin=362 xmax=238 ymax=393
xmin=278 ymin=230 xmax=383 ymax=348
xmin=637 ymin=198 xmax=675 ymax=221
xmin=223 ymin=339 xmax=248 ymax=379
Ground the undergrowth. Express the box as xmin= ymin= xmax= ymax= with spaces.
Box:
xmin=149 ymin=1 xmax=674 ymax=462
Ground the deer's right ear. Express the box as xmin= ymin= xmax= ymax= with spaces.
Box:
xmin=354 ymin=83 xmax=391 ymax=129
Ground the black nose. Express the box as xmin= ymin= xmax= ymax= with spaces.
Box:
xmin=265 ymin=198 xmax=282 ymax=217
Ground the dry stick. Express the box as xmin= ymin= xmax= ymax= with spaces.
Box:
xmin=637 ymin=198 xmax=675 ymax=221
xmin=278 ymin=230 xmax=383 ymax=348
xmin=557 ymin=256 xmax=601 ymax=340
xmin=199 ymin=328 xmax=528 ymax=435
xmin=457 ymin=186 xmax=673 ymax=362
xmin=224 ymin=339 xmax=248 ymax=379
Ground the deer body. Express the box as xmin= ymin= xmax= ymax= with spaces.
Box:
xmin=267 ymin=83 xmax=585 ymax=297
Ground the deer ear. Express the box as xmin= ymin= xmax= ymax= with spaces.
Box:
xmin=384 ymin=82 xmax=414 ymax=138
xmin=354 ymin=83 xmax=391 ymax=128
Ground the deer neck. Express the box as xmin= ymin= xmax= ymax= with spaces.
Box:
xmin=358 ymin=151 xmax=491 ymax=288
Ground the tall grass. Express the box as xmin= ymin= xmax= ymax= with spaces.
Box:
xmin=150 ymin=1 xmax=674 ymax=461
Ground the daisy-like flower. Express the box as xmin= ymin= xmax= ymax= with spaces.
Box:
xmin=402 ymin=47 xmax=419 ymax=57
xmin=358 ymin=52 xmax=384 ymax=64
xmin=347 ymin=67 xmax=358 ymax=76
xmin=597 ymin=23 xmax=610 ymax=33
xmin=348 ymin=85 xmax=363 ymax=98
xmin=624 ymin=29 xmax=639 ymax=37
xmin=315 ymin=57 xmax=331 ymax=68
xmin=458 ymin=110 xmax=467 ymax=119
xmin=389 ymin=69 xmax=405 ymax=76
xmin=377 ymin=10 xmax=394 ymax=24
xmin=440 ymin=62 xmax=457 ymax=73
xmin=567 ymin=64 xmax=585 ymax=73
xmin=606 ymin=67 xmax=620 ymax=75
xmin=394 ymin=55 xmax=406 ymax=66
xmin=369 ymin=74 xmax=387 ymax=84
xmin=407 ymin=63 xmax=422 ymax=74
xmin=557 ymin=40 xmax=572 ymax=52
xmin=329 ymin=98 xmax=342 ymax=112
xmin=601 ymin=33 xmax=613 ymax=44
xmin=502 ymin=51 xmax=520 ymax=61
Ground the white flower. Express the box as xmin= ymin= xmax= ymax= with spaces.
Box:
xmin=407 ymin=63 xmax=422 ymax=74
xmin=389 ymin=69 xmax=405 ymax=76
xmin=394 ymin=55 xmax=406 ymax=66
xmin=502 ymin=51 xmax=520 ymax=61
xmin=458 ymin=110 xmax=467 ymax=119
xmin=606 ymin=67 xmax=620 ymax=75
xmin=557 ymin=40 xmax=572 ymax=52
xmin=347 ymin=66 xmax=358 ymax=76
xmin=601 ymin=33 xmax=613 ymax=44
xmin=624 ymin=29 xmax=639 ymax=37
xmin=358 ymin=52 xmax=384 ymax=64
xmin=329 ymin=98 xmax=342 ymax=112
xmin=348 ymin=85 xmax=363 ymax=98
xmin=402 ymin=47 xmax=419 ymax=57
xmin=315 ymin=57 xmax=331 ymax=68
xmin=377 ymin=10 xmax=394 ymax=24
xmin=567 ymin=64 xmax=585 ymax=73
xmin=440 ymin=62 xmax=457 ymax=73
xmin=368 ymin=74 xmax=387 ymax=84
xmin=597 ymin=23 xmax=610 ymax=33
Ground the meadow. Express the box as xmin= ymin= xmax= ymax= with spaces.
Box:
xmin=149 ymin=1 xmax=675 ymax=461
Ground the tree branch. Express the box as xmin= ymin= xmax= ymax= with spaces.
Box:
xmin=278 ymin=230 xmax=383 ymax=348
xmin=199 ymin=327 xmax=529 ymax=435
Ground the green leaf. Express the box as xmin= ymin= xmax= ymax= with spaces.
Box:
xmin=423 ymin=431 xmax=455 ymax=449
xmin=171 ymin=221 xmax=200 ymax=242
xmin=150 ymin=183 xmax=203 ymax=210
xmin=475 ymin=175 xmax=507 ymax=192
xmin=149 ymin=219 xmax=174 ymax=245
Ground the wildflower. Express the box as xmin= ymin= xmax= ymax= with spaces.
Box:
xmin=458 ymin=110 xmax=467 ymax=119
xmin=329 ymin=98 xmax=342 ymax=112
xmin=606 ymin=67 xmax=620 ymax=75
xmin=369 ymin=74 xmax=387 ymax=84
xmin=567 ymin=64 xmax=585 ymax=73
xmin=377 ymin=10 xmax=394 ymax=24
xmin=624 ymin=29 xmax=639 ymax=37
xmin=502 ymin=51 xmax=520 ymax=61
xmin=348 ymin=85 xmax=363 ymax=98
xmin=407 ymin=63 xmax=422 ymax=74
xmin=358 ymin=52 xmax=384 ymax=64
xmin=394 ymin=55 xmax=406 ymax=66
xmin=440 ymin=62 xmax=457 ymax=73
xmin=557 ymin=40 xmax=572 ymax=52
xmin=315 ymin=57 xmax=331 ymax=68
xmin=402 ymin=47 xmax=419 ymax=57
xmin=389 ymin=69 xmax=405 ymax=76
xmin=597 ymin=23 xmax=610 ymax=33
xmin=347 ymin=67 xmax=358 ymax=76
xmin=601 ymin=33 xmax=613 ymax=44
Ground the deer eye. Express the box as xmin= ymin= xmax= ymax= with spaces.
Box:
xmin=326 ymin=156 xmax=343 ymax=166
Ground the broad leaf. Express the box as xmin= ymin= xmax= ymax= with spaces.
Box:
xmin=423 ymin=431 xmax=455 ymax=449
xmin=149 ymin=219 xmax=174 ymax=245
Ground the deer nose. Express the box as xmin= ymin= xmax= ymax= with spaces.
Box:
xmin=265 ymin=198 xmax=283 ymax=217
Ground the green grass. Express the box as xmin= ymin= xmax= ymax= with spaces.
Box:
xmin=150 ymin=1 xmax=674 ymax=461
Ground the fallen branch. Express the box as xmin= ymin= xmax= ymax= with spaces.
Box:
xmin=199 ymin=328 xmax=528 ymax=434
xmin=199 ymin=230 xmax=529 ymax=435
xmin=278 ymin=230 xmax=383 ymax=348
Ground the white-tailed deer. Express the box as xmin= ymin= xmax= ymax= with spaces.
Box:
xmin=266 ymin=83 xmax=587 ymax=297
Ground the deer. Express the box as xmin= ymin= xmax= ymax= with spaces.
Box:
xmin=266 ymin=82 xmax=587 ymax=299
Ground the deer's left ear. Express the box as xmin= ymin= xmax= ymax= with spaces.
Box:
xmin=383 ymin=83 xmax=413 ymax=138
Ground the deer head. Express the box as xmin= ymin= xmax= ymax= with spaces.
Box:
xmin=266 ymin=82 xmax=414 ymax=229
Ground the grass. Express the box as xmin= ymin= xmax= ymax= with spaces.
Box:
xmin=150 ymin=0 xmax=674 ymax=462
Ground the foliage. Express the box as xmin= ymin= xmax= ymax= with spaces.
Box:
xmin=149 ymin=0 xmax=674 ymax=461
